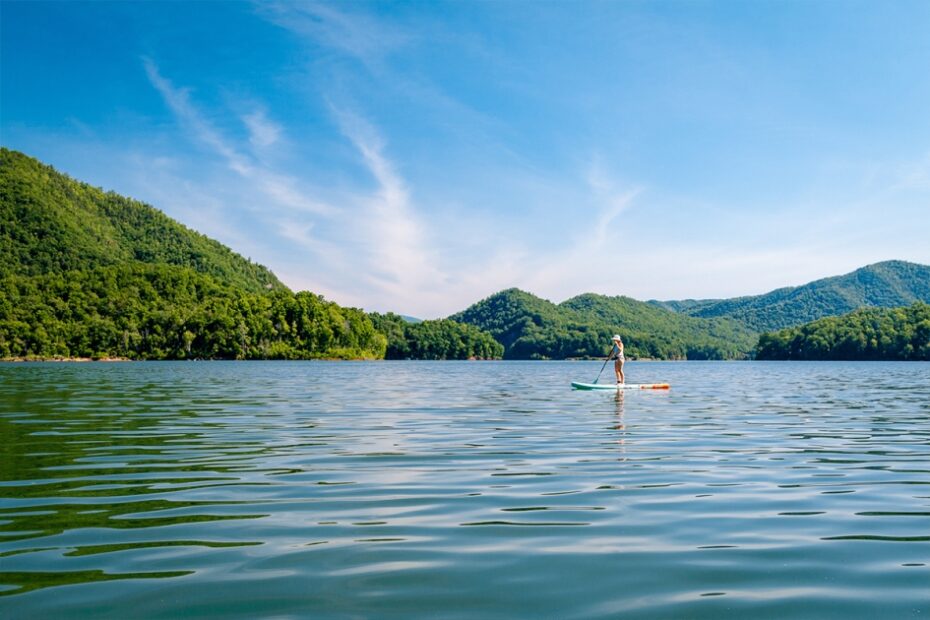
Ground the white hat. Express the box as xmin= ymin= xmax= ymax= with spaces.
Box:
xmin=612 ymin=334 xmax=622 ymax=341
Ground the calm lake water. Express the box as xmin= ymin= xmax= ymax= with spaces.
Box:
xmin=0 ymin=361 xmax=927 ymax=619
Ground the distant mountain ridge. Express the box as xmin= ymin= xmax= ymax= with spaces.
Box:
xmin=649 ymin=260 xmax=930 ymax=332
xmin=0 ymin=148 xmax=284 ymax=294
xmin=450 ymin=288 xmax=757 ymax=360
xmin=450 ymin=260 xmax=930 ymax=360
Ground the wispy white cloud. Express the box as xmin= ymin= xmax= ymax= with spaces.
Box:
xmin=330 ymin=105 xmax=449 ymax=299
xmin=258 ymin=1 xmax=508 ymax=153
xmin=144 ymin=57 xmax=253 ymax=176
xmin=257 ymin=1 xmax=409 ymax=70
xmin=585 ymin=158 xmax=642 ymax=247
xmin=516 ymin=160 xmax=642 ymax=300
xmin=144 ymin=57 xmax=333 ymax=217
xmin=243 ymin=108 xmax=281 ymax=149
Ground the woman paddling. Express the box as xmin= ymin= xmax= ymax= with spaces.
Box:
xmin=611 ymin=335 xmax=625 ymax=384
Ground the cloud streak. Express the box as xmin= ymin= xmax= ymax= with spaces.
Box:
xmin=144 ymin=57 xmax=253 ymax=176
xmin=257 ymin=1 xmax=409 ymax=70
xmin=243 ymin=108 xmax=281 ymax=149
xmin=332 ymin=108 xmax=436 ymax=287
xmin=144 ymin=57 xmax=333 ymax=217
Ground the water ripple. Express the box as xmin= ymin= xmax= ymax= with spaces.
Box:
xmin=0 ymin=360 xmax=928 ymax=618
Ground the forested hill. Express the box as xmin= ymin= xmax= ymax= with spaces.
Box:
xmin=0 ymin=148 xmax=284 ymax=294
xmin=450 ymin=288 xmax=756 ymax=360
xmin=756 ymin=302 xmax=930 ymax=360
xmin=561 ymin=293 xmax=756 ymax=358
xmin=650 ymin=261 xmax=930 ymax=332
xmin=0 ymin=149 xmax=499 ymax=361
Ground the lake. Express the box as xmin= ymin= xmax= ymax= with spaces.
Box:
xmin=0 ymin=361 xmax=927 ymax=618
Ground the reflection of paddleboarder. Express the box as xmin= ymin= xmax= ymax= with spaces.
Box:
xmin=614 ymin=391 xmax=626 ymax=455
xmin=610 ymin=335 xmax=625 ymax=384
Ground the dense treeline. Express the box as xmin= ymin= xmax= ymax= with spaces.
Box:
xmin=369 ymin=313 xmax=503 ymax=359
xmin=755 ymin=302 xmax=930 ymax=360
xmin=653 ymin=260 xmax=930 ymax=332
xmin=1 ymin=148 xmax=284 ymax=293
xmin=450 ymin=288 xmax=756 ymax=360
xmin=0 ymin=264 xmax=386 ymax=360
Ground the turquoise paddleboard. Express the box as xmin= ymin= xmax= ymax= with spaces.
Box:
xmin=572 ymin=381 xmax=670 ymax=390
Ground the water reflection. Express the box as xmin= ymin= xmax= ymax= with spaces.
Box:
xmin=613 ymin=391 xmax=627 ymax=455
xmin=0 ymin=569 xmax=194 ymax=597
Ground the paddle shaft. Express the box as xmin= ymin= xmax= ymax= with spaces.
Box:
xmin=593 ymin=351 xmax=614 ymax=384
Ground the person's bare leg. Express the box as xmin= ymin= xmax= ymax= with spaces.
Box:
xmin=618 ymin=361 xmax=625 ymax=384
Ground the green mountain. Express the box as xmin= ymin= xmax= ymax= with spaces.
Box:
xmin=756 ymin=302 xmax=930 ymax=360
xmin=0 ymin=148 xmax=498 ymax=361
xmin=561 ymin=293 xmax=757 ymax=359
xmin=651 ymin=261 xmax=930 ymax=332
xmin=0 ymin=149 xmax=392 ymax=359
xmin=0 ymin=148 xmax=284 ymax=293
xmin=450 ymin=288 xmax=757 ymax=360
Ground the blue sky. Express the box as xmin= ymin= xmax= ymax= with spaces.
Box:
xmin=3 ymin=1 xmax=930 ymax=317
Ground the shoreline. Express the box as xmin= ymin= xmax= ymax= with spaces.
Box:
xmin=1 ymin=357 xmax=132 ymax=363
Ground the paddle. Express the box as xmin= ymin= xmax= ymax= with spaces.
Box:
xmin=592 ymin=350 xmax=614 ymax=384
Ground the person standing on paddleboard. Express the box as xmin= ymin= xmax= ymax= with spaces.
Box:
xmin=611 ymin=335 xmax=625 ymax=384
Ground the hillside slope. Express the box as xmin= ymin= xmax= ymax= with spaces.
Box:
xmin=651 ymin=261 xmax=930 ymax=332
xmin=0 ymin=149 xmax=396 ymax=359
xmin=562 ymin=293 xmax=756 ymax=358
xmin=450 ymin=288 xmax=756 ymax=360
xmin=0 ymin=149 xmax=489 ymax=361
xmin=0 ymin=148 xmax=284 ymax=294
